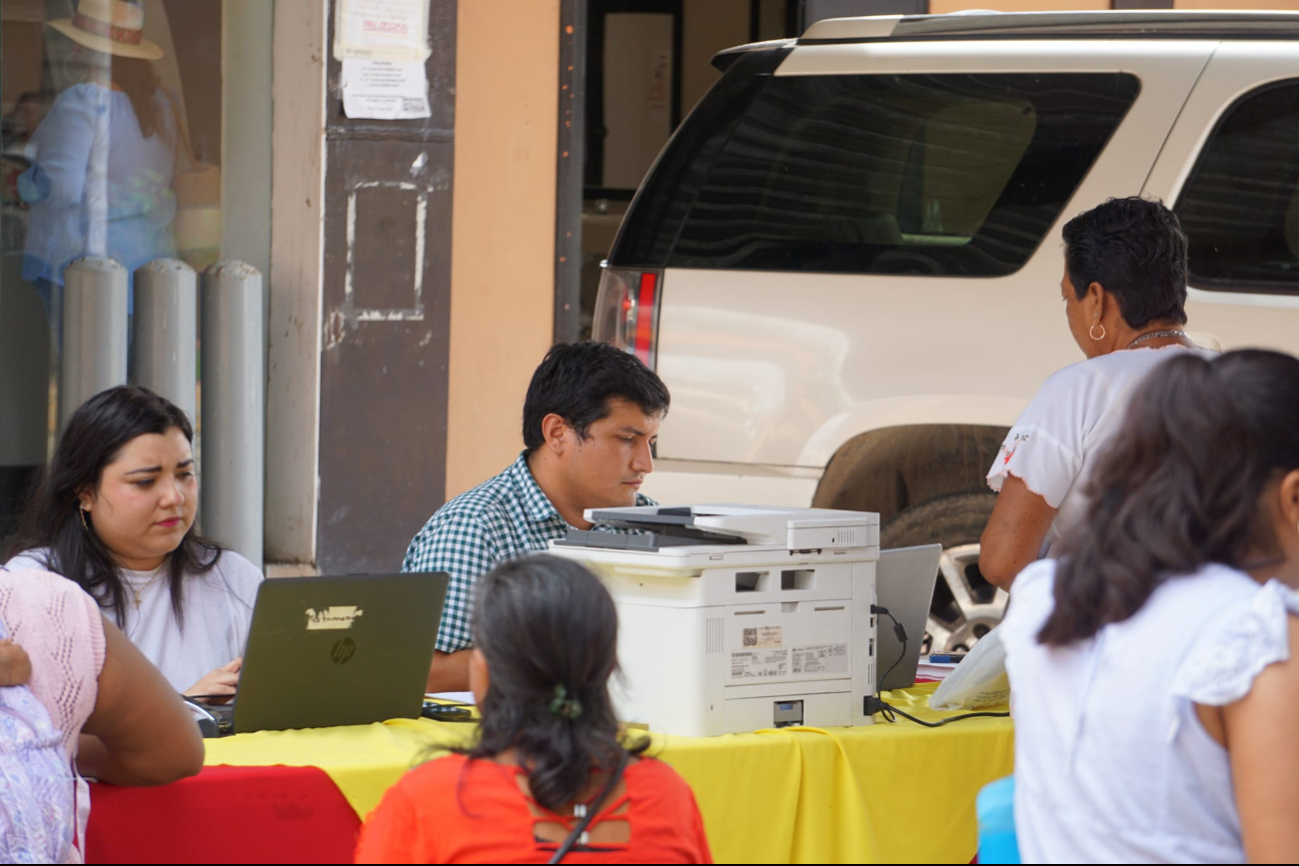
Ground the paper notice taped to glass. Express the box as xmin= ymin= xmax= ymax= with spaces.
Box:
xmin=334 ymin=0 xmax=431 ymax=62
xmin=341 ymin=58 xmax=431 ymax=120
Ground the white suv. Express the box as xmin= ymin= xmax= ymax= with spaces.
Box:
xmin=594 ymin=10 xmax=1299 ymax=652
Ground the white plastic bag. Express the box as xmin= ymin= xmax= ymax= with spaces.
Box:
xmin=929 ymin=627 xmax=1010 ymax=710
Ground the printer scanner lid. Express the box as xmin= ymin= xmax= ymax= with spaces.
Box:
xmin=556 ymin=504 xmax=878 ymax=552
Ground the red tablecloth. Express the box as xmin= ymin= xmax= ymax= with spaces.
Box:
xmin=86 ymin=765 xmax=360 ymax=864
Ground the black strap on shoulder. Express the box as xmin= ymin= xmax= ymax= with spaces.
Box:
xmin=546 ymin=751 xmax=630 ymax=865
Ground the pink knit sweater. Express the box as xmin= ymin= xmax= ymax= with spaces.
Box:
xmin=0 ymin=566 xmax=106 ymax=758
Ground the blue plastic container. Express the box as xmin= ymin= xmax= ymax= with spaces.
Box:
xmin=977 ymin=775 xmax=1021 ymax=864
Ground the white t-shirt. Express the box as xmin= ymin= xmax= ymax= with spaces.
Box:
xmin=5 ymin=548 xmax=263 ymax=693
xmin=987 ymin=345 xmax=1211 ymax=558
xmin=1001 ymin=559 xmax=1298 ymax=863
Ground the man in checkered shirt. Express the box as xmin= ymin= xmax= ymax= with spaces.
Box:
xmin=403 ymin=341 xmax=670 ymax=691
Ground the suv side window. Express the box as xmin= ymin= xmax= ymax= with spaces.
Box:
xmin=1175 ymin=79 xmax=1299 ymax=294
xmin=667 ymin=73 xmax=1139 ymax=276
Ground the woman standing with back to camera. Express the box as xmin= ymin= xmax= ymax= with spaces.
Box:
xmin=980 ymin=197 xmax=1212 ymax=590
xmin=1001 ymin=350 xmax=1299 ymax=863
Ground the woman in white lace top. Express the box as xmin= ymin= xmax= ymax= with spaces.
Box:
xmin=1001 ymin=350 xmax=1299 ymax=863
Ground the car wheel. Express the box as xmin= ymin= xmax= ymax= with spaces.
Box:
xmin=879 ymin=491 xmax=1007 ymax=654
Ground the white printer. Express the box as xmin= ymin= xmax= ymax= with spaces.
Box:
xmin=549 ymin=504 xmax=880 ymax=737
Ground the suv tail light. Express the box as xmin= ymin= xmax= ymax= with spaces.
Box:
xmin=593 ymin=264 xmax=663 ymax=369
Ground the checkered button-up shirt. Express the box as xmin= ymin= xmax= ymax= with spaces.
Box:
xmin=401 ymin=452 xmax=655 ymax=653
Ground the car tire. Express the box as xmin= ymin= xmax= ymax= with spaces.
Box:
xmin=880 ymin=491 xmax=1007 ymax=654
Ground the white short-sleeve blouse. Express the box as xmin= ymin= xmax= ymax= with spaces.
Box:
xmin=987 ymin=345 xmax=1211 ymax=558
xmin=1002 ymin=559 xmax=1298 ymax=863
xmin=4 ymin=548 xmax=263 ymax=693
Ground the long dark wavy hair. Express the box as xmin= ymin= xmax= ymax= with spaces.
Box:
xmin=112 ymin=56 xmax=168 ymax=142
xmin=459 ymin=554 xmax=647 ymax=812
xmin=1039 ymin=350 xmax=1299 ymax=646
xmin=8 ymin=386 xmax=222 ymax=627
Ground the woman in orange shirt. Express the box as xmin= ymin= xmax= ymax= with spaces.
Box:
xmin=356 ymin=554 xmax=713 ymax=864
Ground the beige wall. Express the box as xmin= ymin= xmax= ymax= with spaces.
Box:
xmin=682 ymin=0 xmax=751 ymax=116
xmin=446 ymin=0 xmax=560 ymax=500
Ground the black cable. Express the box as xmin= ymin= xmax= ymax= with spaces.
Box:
xmin=547 ymin=751 xmax=629 ymax=864
xmin=872 ymin=604 xmax=909 ymax=689
xmin=866 ymin=604 xmax=1009 ymax=728
xmin=868 ymin=698 xmax=1010 ymax=727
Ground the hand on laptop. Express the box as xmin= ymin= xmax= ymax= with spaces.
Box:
xmin=184 ymin=656 xmax=242 ymax=704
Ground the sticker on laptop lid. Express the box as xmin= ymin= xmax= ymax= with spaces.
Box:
xmin=305 ymin=605 xmax=364 ymax=630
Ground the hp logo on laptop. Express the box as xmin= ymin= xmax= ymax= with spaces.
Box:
xmin=331 ymin=637 xmax=357 ymax=665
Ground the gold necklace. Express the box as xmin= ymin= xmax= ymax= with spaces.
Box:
xmin=124 ymin=572 xmax=163 ymax=609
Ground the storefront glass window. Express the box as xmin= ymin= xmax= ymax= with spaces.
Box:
xmin=1 ymin=0 xmax=234 ymax=541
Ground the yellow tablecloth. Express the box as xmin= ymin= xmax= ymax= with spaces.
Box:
xmin=205 ymin=683 xmax=1012 ymax=864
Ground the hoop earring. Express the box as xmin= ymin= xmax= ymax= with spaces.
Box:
xmin=79 ymin=509 xmax=90 ymax=532
xmin=1089 ymin=322 xmax=1106 ymax=341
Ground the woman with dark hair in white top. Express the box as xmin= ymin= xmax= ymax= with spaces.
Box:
xmin=1001 ymin=349 xmax=1299 ymax=863
xmin=982 ymin=197 xmax=1211 ymax=589
xmin=6 ymin=385 xmax=261 ymax=699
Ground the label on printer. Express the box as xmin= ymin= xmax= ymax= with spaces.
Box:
xmin=792 ymin=644 xmax=848 ymax=675
xmin=731 ymin=649 xmax=788 ymax=679
xmin=742 ymin=625 xmax=782 ymax=648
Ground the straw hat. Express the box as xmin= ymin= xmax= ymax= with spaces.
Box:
xmin=48 ymin=0 xmax=164 ymax=61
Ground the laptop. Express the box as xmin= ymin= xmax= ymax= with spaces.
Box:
xmin=875 ymin=544 xmax=942 ymax=692
xmin=201 ymin=572 xmax=447 ymax=735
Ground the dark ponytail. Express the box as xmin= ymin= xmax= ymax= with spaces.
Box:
xmin=1039 ymin=350 xmax=1299 ymax=646
xmin=461 ymin=554 xmax=646 ymax=812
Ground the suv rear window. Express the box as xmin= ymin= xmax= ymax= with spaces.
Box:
xmin=666 ymin=73 xmax=1139 ymax=276
xmin=1175 ymin=79 xmax=1299 ymax=294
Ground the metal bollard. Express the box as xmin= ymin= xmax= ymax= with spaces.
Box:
xmin=60 ymin=257 xmax=128 ymax=431
xmin=132 ymin=259 xmax=198 ymax=425
xmin=200 ymin=260 xmax=265 ymax=569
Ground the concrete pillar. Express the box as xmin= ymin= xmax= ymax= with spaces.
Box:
xmin=60 ymin=257 xmax=128 ymax=429
xmin=133 ymin=258 xmax=198 ymax=424
xmin=200 ymin=260 xmax=265 ymax=568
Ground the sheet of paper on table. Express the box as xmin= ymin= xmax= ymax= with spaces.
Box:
xmin=915 ymin=657 xmax=961 ymax=682
xmin=425 ymin=691 xmax=475 ymax=706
